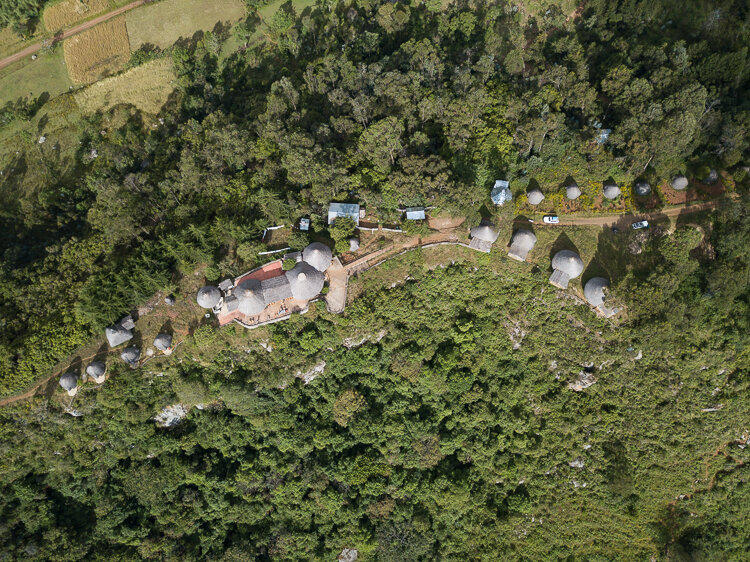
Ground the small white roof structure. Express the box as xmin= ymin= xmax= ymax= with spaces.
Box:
xmin=154 ymin=333 xmax=173 ymax=352
xmin=565 ymin=184 xmax=582 ymax=200
xmin=59 ymin=372 xmax=78 ymax=395
xmin=549 ymin=250 xmax=584 ymax=289
xmin=671 ymin=175 xmax=688 ymax=190
xmin=603 ymin=183 xmax=621 ymax=199
xmin=508 ymin=230 xmax=537 ymax=262
xmin=121 ymin=347 xmax=140 ymax=367
xmin=285 ymin=262 xmax=325 ymax=300
xmin=299 ymin=218 xmax=310 ymax=231
xmin=469 ymin=223 xmax=499 ymax=253
xmin=86 ymin=361 xmax=107 ymax=384
xmin=634 ymin=181 xmax=651 ymax=196
xmin=490 ymin=180 xmax=512 ymax=205
xmin=235 ymin=279 xmax=265 ymax=315
xmin=302 ymin=242 xmax=333 ymax=272
xmin=527 ymin=189 xmax=544 ymax=205
xmin=405 ymin=207 xmax=426 ymax=220
xmin=328 ymin=203 xmax=360 ymax=225
xmin=196 ymin=286 xmax=221 ymax=309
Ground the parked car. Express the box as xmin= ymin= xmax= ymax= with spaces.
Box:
xmin=631 ymin=220 xmax=649 ymax=230
xmin=543 ymin=215 xmax=559 ymax=224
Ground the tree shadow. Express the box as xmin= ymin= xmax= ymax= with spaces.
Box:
xmin=527 ymin=178 xmax=541 ymax=193
xmin=93 ymin=343 xmax=109 ymax=363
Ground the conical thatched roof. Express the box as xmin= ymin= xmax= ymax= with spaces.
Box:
xmin=86 ymin=361 xmax=106 ymax=379
xmin=552 ymin=250 xmax=584 ymax=278
xmin=566 ymin=185 xmax=581 ymax=200
xmin=527 ymin=189 xmax=545 ymax=205
xmin=584 ymin=277 xmax=610 ymax=307
xmin=302 ymin=242 xmax=333 ymax=272
xmin=154 ymin=333 xmax=172 ymax=351
xmin=235 ymin=279 xmax=265 ymax=315
xmin=285 ymin=262 xmax=325 ymax=300
xmin=508 ymin=229 xmax=537 ymax=262
xmin=196 ymin=286 xmax=221 ymax=309
xmin=59 ymin=372 xmax=78 ymax=391
xmin=105 ymin=325 xmax=133 ymax=347
xmin=470 ymin=224 xmax=499 ymax=243
xmin=671 ymin=175 xmax=688 ymax=190
xmin=603 ymin=183 xmax=621 ymax=199
xmin=121 ymin=347 xmax=140 ymax=366
xmin=634 ymin=181 xmax=651 ymax=195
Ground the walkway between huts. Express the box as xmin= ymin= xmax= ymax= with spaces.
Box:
xmin=324 ymin=257 xmax=347 ymax=313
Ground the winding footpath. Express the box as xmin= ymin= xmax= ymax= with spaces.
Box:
xmin=0 ymin=0 xmax=145 ymax=71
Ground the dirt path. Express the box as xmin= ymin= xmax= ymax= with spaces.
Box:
xmin=0 ymin=0 xmax=145 ymax=71
xmin=324 ymin=257 xmax=347 ymax=314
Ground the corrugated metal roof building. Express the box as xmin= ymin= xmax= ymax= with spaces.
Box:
xmin=328 ymin=203 xmax=360 ymax=225
xmin=405 ymin=207 xmax=426 ymax=220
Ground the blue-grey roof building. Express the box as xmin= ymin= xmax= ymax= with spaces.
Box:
xmin=328 ymin=203 xmax=360 ymax=226
xmin=405 ymin=207 xmax=426 ymax=220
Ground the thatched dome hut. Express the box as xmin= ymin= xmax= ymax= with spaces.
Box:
xmin=105 ymin=324 xmax=133 ymax=347
xmin=286 ymin=262 xmax=325 ymax=301
xmin=549 ymin=250 xmax=584 ymax=289
xmin=196 ymin=286 xmax=221 ymax=309
xmin=235 ymin=279 xmax=265 ymax=315
xmin=584 ymin=277 xmax=610 ymax=307
xmin=121 ymin=347 xmax=140 ymax=367
xmin=470 ymin=224 xmax=499 ymax=243
xmin=671 ymin=175 xmax=688 ymax=190
xmin=302 ymin=242 xmax=333 ymax=272
xmin=59 ymin=372 xmax=78 ymax=395
xmin=634 ymin=181 xmax=651 ymax=196
xmin=527 ymin=188 xmax=545 ymax=205
xmin=508 ymin=229 xmax=537 ymax=262
xmin=154 ymin=333 xmax=173 ymax=352
xmin=565 ymin=184 xmax=581 ymax=200
xmin=86 ymin=361 xmax=107 ymax=384
xmin=603 ymin=183 xmax=621 ymax=199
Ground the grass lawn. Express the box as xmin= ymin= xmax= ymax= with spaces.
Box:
xmin=0 ymin=49 xmax=72 ymax=105
xmin=126 ymin=0 xmax=246 ymax=51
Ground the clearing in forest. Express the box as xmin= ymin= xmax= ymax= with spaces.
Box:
xmin=125 ymin=0 xmax=246 ymax=51
xmin=43 ymin=0 xmax=110 ymax=31
xmin=74 ymin=57 xmax=176 ymax=114
xmin=63 ymin=16 xmax=131 ymax=83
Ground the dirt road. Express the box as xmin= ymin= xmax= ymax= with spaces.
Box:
xmin=0 ymin=0 xmax=145 ymax=71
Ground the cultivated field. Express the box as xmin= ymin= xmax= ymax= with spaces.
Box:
xmin=125 ymin=0 xmax=246 ymax=50
xmin=43 ymin=0 xmax=110 ymax=31
xmin=63 ymin=15 xmax=130 ymax=83
xmin=74 ymin=57 xmax=176 ymax=114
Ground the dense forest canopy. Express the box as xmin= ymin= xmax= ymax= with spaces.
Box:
xmin=0 ymin=0 xmax=749 ymax=558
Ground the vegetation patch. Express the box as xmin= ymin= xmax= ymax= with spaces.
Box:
xmin=125 ymin=0 xmax=246 ymax=51
xmin=74 ymin=57 xmax=176 ymax=114
xmin=0 ymin=49 xmax=71 ymax=105
xmin=43 ymin=0 xmax=109 ymax=31
xmin=62 ymin=16 xmax=130 ymax=84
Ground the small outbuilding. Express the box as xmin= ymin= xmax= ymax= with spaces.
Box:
xmin=565 ymin=184 xmax=582 ymax=200
xmin=86 ymin=361 xmax=107 ymax=384
xmin=490 ymin=180 xmax=512 ymax=206
xmin=106 ymin=324 xmax=133 ymax=347
xmin=634 ymin=181 xmax=651 ymax=196
xmin=196 ymin=286 xmax=222 ymax=309
xmin=549 ymin=250 xmax=584 ymax=289
xmin=508 ymin=230 xmax=537 ymax=262
xmin=121 ymin=347 xmax=140 ymax=367
xmin=469 ymin=222 xmax=499 ymax=253
xmin=302 ymin=242 xmax=333 ymax=272
xmin=299 ymin=218 xmax=310 ymax=231
xmin=59 ymin=372 xmax=78 ymax=396
xmin=154 ymin=333 xmax=173 ymax=353
xmin=286 ymin=262 xmax=325 ymax=301
xmin=671 ymin=175 xmax=688 ymax=190
xmin=603 ymin=183 xmax=621 ymax=199
xmin=405 ymin=207 xmax=426 ymax=220
xmin=328 ymin=202 xmax=360 ymax=226
xmin=527 ymin=188 xmax=545 ymax=205
xmin=236 ymin=278 xmax=265 ymax=315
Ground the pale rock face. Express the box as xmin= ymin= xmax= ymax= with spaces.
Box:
xmin=338 ymin=549 xmax=358 ymax=562
xmin=295 ymin=361 xmax=326 ymax=384
xmin=568 ymin=370 xmax=597 ymax=391
xmin=569 ymin=458 xmax=585 ymax=469
xmin=154 ymin=404 xmax=189 ymax=428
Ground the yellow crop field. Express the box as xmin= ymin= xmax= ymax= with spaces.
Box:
xmin=74 ymin=58 xmax=176 ymax=114
xmin=63 ymin=16 xmax=131 ymax=84
xmin=43 ymin=0 xmax=109 ymax=31
xmin=126 ymin=0 xmax=246 ymax=51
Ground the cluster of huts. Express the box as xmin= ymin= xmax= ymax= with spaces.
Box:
xmin=59 ymin=306 xmax=175 ymax=396
xmin=469 ymin=222 xmax=618 ymax=318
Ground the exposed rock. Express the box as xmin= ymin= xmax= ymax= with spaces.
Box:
xmin=260 ymin=341 xmax=273 ymax=352
xmin=154 ymin=404 xmax=189 ymax=428
xmin=568 ymin=370 xmax=597 ymax=391
xmin=569 ymin=458 xmax=585 ymax=469
xmin=343 ymin=330 xmax=387 ymax=349
xmin=338 ymin=548 xmax=358 ymax=562
xmin=165 ymin=294 xmax=176 ymax=305
xmin=295 ymin=361 xmax=326 ymax=384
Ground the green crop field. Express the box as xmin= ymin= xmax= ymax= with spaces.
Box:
xmin=125 ymin=0 xmax=246 ymax=51
xmin=0 ymin=49 xmax=72 ymax=106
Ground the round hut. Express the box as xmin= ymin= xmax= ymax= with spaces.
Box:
xmin=603 ymin=183 xmax=621 ymax=199
xmin=527 ymin=188 xmax=545 ymax=205
xmin=469 ymin=224 xmax=499 ymax=243
xmin=59 ymin=372 xmax=78 ymax=396
xmin=584 ymin=277 xmax=610 ymax=307
xmin=196 ymin=286 xmax=221 ymax=309
xmin=121 ymin=347 xmax=140 ymax=367
xmin=86 ymin=361 xmax=107 ymax=384
xmin=154 ymin=333 xmax=173 ymax=353
xmin=286 ymin=262 xmax=325 ymax=301
xmin=235 ymin=279 xmax=265 ymax=316
xmin=508 ymin=229 xmax=537 ymax=262
xmin=671 ymin=175 xmax=688 ymax=190
xmin=105 ymin=324 xmax=133 ymax=347
xmin=634 ymin=181 xmax=651 ymax=196
xmin=552 ymin=250 xmax=584 ymax=278
xmin=302 ymin=242 xmax=333 ymax=272
xmin=565 ymin=184 xmax=581 ymax=200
